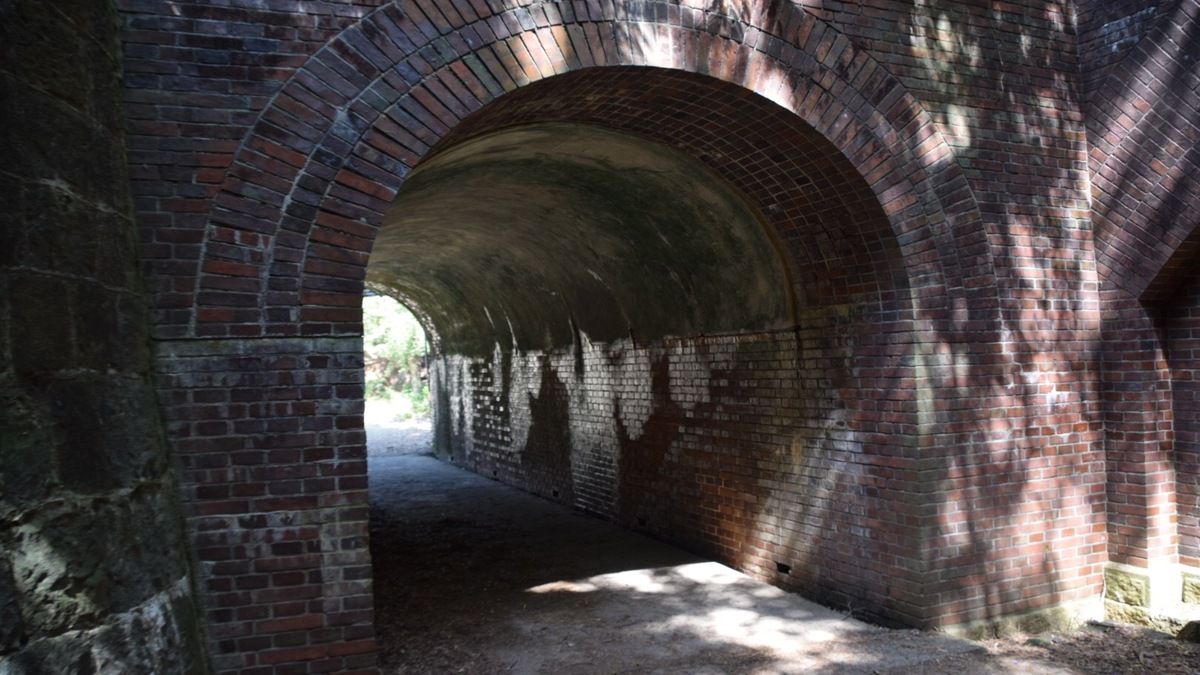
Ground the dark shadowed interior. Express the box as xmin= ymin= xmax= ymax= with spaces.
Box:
xmin=369 ymin=123 xmax=792 ymax=354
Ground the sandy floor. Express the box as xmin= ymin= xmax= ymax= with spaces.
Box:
xmin=365 ymin=407 xmax=1199 ymax=674
xmin=364 ymin=398 xmax=433 ymax=457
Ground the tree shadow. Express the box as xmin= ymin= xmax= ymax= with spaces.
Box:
xmin=367 ymin=452 xmax=985 ymax=674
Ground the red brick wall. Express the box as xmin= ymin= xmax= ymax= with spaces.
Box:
xmin=433 ymin=313 xmax=929 ymax=625
xmin=109 ymin=0 xmax=1200 ymax=671
xmin=1101 ymin=290 xmax=1177 ymax=568
xmin=120 ymin=0 xmax=387 ymax=341
xmin=1166 ymin=273 xmax=1200 ymax=566
xmin=155 ymin=337 xmax=375 ymax=672
xmin=1076 ymin=0 xmax=1176 ymax=102
xmin=1086 ymin=0 xmax=1200 ymax=571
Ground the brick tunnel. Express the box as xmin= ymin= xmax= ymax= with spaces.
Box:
xmin=373 ymin=63 xmax=918 ymax=608
xmin=6 ymin=0 xmax=1200 ymax=673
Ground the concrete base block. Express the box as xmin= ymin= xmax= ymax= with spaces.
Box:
xmin=1104 ymin=563 xmax=1200 ymax=632
xmin=1104 ymin=599 xmax=1200 ymax=635
xmin=944 ymin=596 xmax=1103 ymax=640
xmin=1105 ymin=564 xmax=1152 ymax=606
xmin=1104 ymin=562 xmax=1181 ymax=608
xmin=1183 ymin=569 xmax=1200 ymax=605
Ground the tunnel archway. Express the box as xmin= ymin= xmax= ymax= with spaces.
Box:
xmin=154 ymin=4 xmax=1019 ymax=669
xmin=360 ymin=67 xmax=926 ymax=595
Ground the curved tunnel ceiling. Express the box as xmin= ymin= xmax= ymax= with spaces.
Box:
xmin=369 ymin=123 xmax=792 ymax=354
xmin=434 ymin=68 xmax=906 ymax=313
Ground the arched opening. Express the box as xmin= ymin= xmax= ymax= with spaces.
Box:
xmin=359 ymin=65 xmax=921 ymax=665
xmin=157 ymin=2 xmax=1012 ymax=659
xmin=106 ymin=0 xmax=1160 ymax=662
xmin=362 ymin=290 xmax=433 ymax=424
xmin=367 ymin=121 xmax=793 ymax=356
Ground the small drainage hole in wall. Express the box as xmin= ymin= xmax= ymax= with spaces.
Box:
xmin=552 ymin=489 xmax=560 ymax=498
xmin=492 ymin=470 xmax=498 ymax=477
xmin=776 ymin=562 xmax=791 ymax=575
xmin=638 ymin=518 xmax=647 ymax=527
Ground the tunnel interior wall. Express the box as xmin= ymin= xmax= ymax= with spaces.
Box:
xmin=430 ymin=303 xmax=930 ymax=626
xmin=0 ymin=0 xmax=207 ymax=671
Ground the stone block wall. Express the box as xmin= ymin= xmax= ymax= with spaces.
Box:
xmin=0 ymin=0 xmax=206 ymax=671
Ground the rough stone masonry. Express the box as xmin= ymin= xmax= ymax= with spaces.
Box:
xmin=4 ymin=0 xmax=1200 ymax=673
xmin=0 ymin=0 xmax=207 ymax=672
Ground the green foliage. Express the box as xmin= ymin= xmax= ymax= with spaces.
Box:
xmin=363 ymin=294 xmax=429 ymax=418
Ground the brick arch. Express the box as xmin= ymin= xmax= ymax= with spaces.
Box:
xmin=1087 ymin=0 xmax=1200 ymax=300
xmin=157 ymin=3 xmax=1028 ymax=668
xmin=191 ymin=0 xmax=995 ymax=343
xmin=1086 ymin=0 xmax=1200 ymax=590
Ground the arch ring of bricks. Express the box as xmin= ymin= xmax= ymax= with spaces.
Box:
xmin=195 ymin=0 xmax=999 ymax=344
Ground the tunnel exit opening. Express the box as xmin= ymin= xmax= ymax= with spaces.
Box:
xmin=359 ymin=106 xmax=816 ymax=668
xmin=361 ymin=290 xmax=432 ymax=420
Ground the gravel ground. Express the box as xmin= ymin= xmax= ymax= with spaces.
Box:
xmin=365 ymin=399 xmax=433 ymax=458
xmin=365 ymin=404 xmax=1200 ymax=674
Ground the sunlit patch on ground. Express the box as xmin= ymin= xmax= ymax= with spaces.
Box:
xmin=367 ymin=448 xmax=997 ymax=674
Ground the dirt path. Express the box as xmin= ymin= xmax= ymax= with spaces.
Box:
xmin=365 ymin=408 xmax=1200 ymax=674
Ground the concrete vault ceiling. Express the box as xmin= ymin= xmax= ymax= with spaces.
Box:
xmin=368 ymin=123 xmax=792 ymax=354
